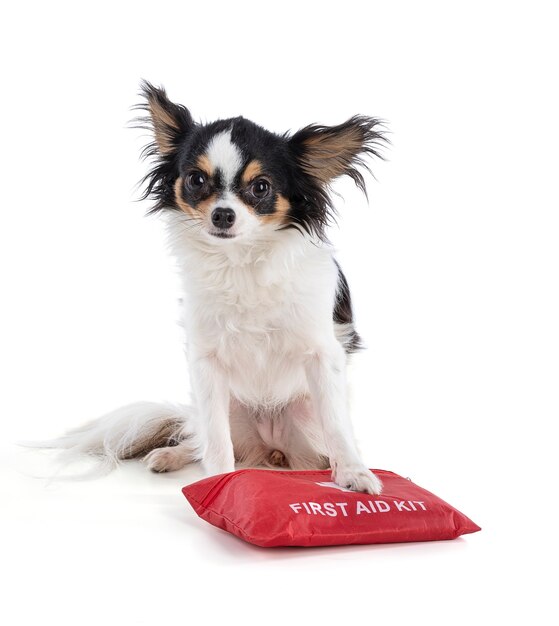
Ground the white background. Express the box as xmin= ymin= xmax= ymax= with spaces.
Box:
xmin=1 ymin=1 xmax=557 ymax=624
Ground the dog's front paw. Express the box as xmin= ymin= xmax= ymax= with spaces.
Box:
xmin=333 ymin=465 xmax=383 ymax=495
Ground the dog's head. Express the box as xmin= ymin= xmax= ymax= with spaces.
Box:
xmin=136 ymin=81 xmax=387 ymax=242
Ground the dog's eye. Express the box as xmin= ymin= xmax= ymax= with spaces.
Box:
xmin=250 ymin=178 xmax=271 ymax=199
xmin=187 ymin=172 xmax=207 ymax=189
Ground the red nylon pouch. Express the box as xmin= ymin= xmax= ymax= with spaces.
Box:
xmin=182 ymin=468 xmax=480 ymax=547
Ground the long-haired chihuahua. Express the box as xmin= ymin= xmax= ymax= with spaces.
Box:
xmin=42 ymin=81 xmax=387 ymax=494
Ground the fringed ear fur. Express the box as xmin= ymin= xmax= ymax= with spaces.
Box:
xmin=289 ymin=116 xmax=388 ymax=193
xmin=136 ymin=80 xmax=194 ymax=155
xmin=131 ymin=81 xmax=195 ymax=213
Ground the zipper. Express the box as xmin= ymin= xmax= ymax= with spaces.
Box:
xmin=200 ymin=469 xmax=251 ymax=509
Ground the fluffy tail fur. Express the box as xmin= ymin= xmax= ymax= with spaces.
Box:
xmin=24 ymin=402 xmax=200 ymax=477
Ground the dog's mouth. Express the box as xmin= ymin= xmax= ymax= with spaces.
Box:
xmin=209 ymin=231 xmax=236 ymax=240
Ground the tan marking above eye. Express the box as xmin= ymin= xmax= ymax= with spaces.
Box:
xmin=241 ymin=159 xmax=263 ymax=184
xmin=196 ymin=154 xmax=214 ymax=176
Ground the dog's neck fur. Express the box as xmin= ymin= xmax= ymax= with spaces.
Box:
xmin=166 ymin=213 xmax=333 ymax=302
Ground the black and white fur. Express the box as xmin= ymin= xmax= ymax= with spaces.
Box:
xmin=44 ymin=82 xmax=387 ymax=494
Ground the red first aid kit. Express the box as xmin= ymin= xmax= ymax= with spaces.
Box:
xmin=182 ymin=468 xmax=480 ymax=547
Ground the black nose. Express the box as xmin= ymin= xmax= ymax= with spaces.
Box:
xmin=211 ymin=207 xmax=236 ymax=229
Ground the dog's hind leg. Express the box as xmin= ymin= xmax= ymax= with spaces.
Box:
xmin=144 ymin=436 xmax=200 ymax=472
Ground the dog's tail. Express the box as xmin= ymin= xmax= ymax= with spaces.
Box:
xmin=22 ymin=401 xmax=200 ymax=478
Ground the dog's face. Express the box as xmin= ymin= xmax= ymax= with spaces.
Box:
xmin=139 ymin=82 xmax=386 ymax=242
xmin=173 ymin=118 xmax=297 ymax=241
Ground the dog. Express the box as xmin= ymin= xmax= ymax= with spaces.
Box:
xmin=43 ymin=81 xmax=387 ymax=494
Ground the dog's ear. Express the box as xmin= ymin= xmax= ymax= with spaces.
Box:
xmin=139 ymin=81 xmax=194 ymax=155
xmin=289 ymin=116 xmax=387 ymax=193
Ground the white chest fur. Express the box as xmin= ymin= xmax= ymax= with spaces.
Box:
xmin=167 ymin=219 xmax=339 ymax=408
